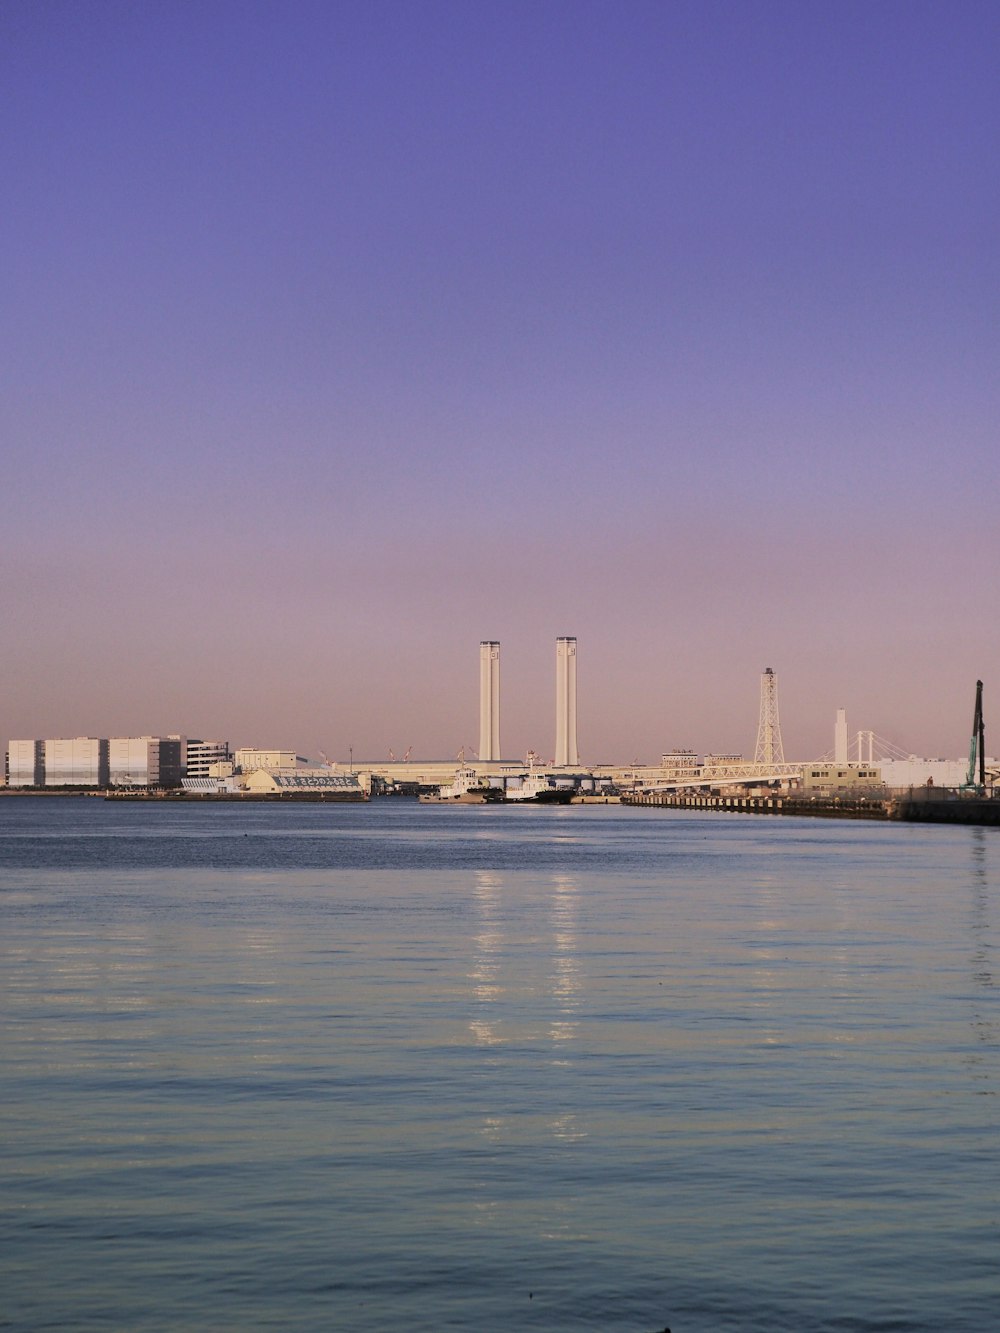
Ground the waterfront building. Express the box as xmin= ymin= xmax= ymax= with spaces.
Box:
xmin=7 ymin=740 xmax=44 ymax=787
xmin=234 ymin=748 xmax=299 ymax=773
xmin=242 ymin=767 xmax=364 ymax=797
xmin=43 ymin=738 xmax=110 ymax=788
xmin=801 ymin=763 xmax=883 ymax=793
xmin=185 ymin=739 xmax=231 ymax=778
xmin=660 ymin=750 xmax=700 ymax=777
xmin=877 ymin=757 xmax=996 ymax=788
xmin=109 ymin=737 xmax=152 ymax=786
xmin=108 ymin=737 xmax=182 ymax=788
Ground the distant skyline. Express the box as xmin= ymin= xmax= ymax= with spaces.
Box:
xmin=4 ymin=1 xmax=999 ymax=762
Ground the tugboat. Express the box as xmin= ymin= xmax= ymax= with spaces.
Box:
xmin=419 ymin=767 xmax=503 ymax=804
xmin=504 ymin=763 xmax=574 ymax=805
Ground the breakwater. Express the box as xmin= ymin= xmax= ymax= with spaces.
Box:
xmin=622 ymin=790 xmax=1000 ymax=826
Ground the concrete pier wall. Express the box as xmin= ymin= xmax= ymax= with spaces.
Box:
xmin=622 ymin=790 xmax=1000 ymax=825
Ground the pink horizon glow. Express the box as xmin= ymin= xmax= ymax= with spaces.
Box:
xmin=3 ymin=3 xmax=998 ymax=764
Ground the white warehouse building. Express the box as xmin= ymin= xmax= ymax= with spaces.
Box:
xmin=43 ymin=737 xmax=110 ymax=787
xmin=7 ymin=740 xmax=45 ymax=787
xmin=108 ymin=737 xmax=183 ymax=788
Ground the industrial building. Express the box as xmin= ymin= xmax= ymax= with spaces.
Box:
xmin=7 ymin=735 xmax=193 ymax=789
xmin=877 ymin=757 xmax=995 ymax=788
xmin=242 ymin=768 xmax=364 ymax=797
xmin=7 ymin=740 xmax=44 ymax=787
xmin=234 ymin=747 xmax=299 ymax=773
xmin=181 ymin=774 xmax=240 ymax=795
xmin=660 ymin=750 xmax=700 ymax=779
xmin=184 ymin=739 xmax=231 ymax=778
xmin=108 ymin=736 xmax=182 ymax=788
xmin=42 ymin=737 xmax=110 ymax=788
xmin=800 ymin=764 xmax=884 ymax=793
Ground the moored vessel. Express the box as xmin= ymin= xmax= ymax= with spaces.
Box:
xmin=419 ymin=766 xmax=504 ymax=804
xmin=504 ymin=770 xmax=574 ymax=804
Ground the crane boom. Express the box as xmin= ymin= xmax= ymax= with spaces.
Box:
xmin=964 ymin=680 xmax=985 ymax=790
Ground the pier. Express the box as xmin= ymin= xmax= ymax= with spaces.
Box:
xmin=622 ymin=790 xmax=1000 ymax=826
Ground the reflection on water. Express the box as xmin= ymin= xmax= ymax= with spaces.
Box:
xmin=967 ymin=829 xmax=996 ymax=1084
xmin=970 ymin=827 xmax=993 ymax=989
xmin=1 ymin=801 xmax=997 ymax=1333
xmin=467 ymin=870 xmax=586 ymax=1150
xmin=469 ymin=871 xmax=504 ymax=1047
xmin=548 ymin=873 xmax=580 ymax=1046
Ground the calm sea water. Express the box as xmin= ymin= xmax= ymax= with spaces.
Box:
xmin=0 ymin=797 xmax=996 ymax=1332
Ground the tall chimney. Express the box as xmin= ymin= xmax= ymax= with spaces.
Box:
xmin=834 ymin=708 xmax=848 ymax=764
xmin=479 ymin=641 xmax=500 ymax=761
xmin=555 ymin=637 xmax=578 ymax=766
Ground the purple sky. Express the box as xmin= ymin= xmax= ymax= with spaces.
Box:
xmin=3 ymin=0 xmax=999 ymax=764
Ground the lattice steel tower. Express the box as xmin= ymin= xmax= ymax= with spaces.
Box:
xmin=754 ymin=667 xmax=785 ymax=764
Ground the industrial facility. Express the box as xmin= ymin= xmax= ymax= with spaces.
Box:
xmin=3 ymin=651 xmax=995 ymax=813
xmin=6 ymin=736 xmax=209 ymax=790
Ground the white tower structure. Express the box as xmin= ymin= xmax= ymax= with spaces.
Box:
xmin=754 ymin=667 xmax=786 ymax=765
xmin=555 ymin=636 xmax=579 ymax=767
xmin=834 ymin=708 xmax=848 ymax=764
xmin=478 ymin=641 xmax=501 ymax=762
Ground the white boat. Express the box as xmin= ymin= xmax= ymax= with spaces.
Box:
xmin=504 ymin=770 xmax=574 ymax=804
xmin=419 ymin=766 xmax=503 ymax=804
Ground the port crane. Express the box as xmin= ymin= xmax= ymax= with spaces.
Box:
xmin=962 ymin=680 xmax=986 ymax=792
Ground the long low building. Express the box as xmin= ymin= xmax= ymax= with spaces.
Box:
xmin=234 ymin=748 xmax=301 ymax=772
xmin=242 ymin=768 xmax=365 ymax=798
xmin=109 ymin=737 xmax=182 ymax=787
xmin=7 ymin=735 xmax=209 ymax=789
xmin=877 ymin=757 xmax=997 ymax=788
xmin=7 ymin=737 xmax=111 ymax=788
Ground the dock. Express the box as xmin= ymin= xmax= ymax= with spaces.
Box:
xmin=621 ymin=790 xmax=1000 ymax=826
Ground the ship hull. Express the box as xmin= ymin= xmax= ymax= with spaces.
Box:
xmin=504 ymin=788 xmax=574 ymax=805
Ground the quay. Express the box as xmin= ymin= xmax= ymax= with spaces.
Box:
xmin=103 ymin=790 xmax=367 ymax=803
xmin=621 ymin=790 xmax=1000 ymax=826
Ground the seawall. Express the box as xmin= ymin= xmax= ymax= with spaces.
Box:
xmin=622 ymin=791 xmax=1000 ymax=826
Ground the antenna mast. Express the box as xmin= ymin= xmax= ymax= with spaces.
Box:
xmin=754 ymin=667 xmax=786 ymax=765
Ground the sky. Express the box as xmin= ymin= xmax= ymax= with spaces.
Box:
xmin=3 ymin=0 xmax=999 ymax=764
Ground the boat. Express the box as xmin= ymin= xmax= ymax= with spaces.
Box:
xmin=504 ymin=770 xmax=574 ymax=804
xmin=419 ymin=766 xmax=504 ymax=804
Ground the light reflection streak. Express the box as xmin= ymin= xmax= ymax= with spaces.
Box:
xmin=967 ymin=828 xmax=996 ymax=1078
xmin=548 ymin=873 xmax=580 ymax=1045
xmin=469 ymin=872 xmax=504 ymax=1048
xmin=467 ymin=871 xmax=588 ymax=1150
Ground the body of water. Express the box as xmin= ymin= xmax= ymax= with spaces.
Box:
xmin=1 ymin=797 xmax=996 ymax=1331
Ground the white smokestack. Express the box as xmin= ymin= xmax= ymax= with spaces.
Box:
xmin=479 ymin=641 xmax=500 ymax=761
xmin=555 ymin=637 xmax=578 ymax=766
xmin=834 ymin=708 xmax=848 ymax=764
